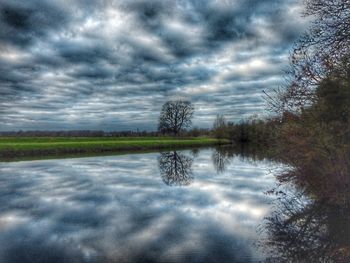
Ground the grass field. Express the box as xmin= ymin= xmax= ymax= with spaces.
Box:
xmin=0 ymin=137 xmax=229 ymax=159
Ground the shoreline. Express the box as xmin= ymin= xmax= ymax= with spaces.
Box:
xmin=0 ymin=137 xmax=229 ymax=161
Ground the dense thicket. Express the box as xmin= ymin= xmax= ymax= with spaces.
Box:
xmin=259 ymin=2 xmax=350 ymax=261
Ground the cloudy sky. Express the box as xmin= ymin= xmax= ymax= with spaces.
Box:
xmin=0 ymin=0 xmax=309 ymax=131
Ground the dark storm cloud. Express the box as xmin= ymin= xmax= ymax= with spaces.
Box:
xmin=0 ymin=0 xmax=69 ymax=47
xmin=123 ymin=0 xmax=255 ymax=55
xmin=0 ymin=0 xmax=309 ymax=131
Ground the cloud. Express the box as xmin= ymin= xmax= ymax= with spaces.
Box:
xmin=0 ymin=0 xmax=309 ymax=131
xmin=0 ymin=0 xmax=70 ymax=47
xmin=0 ymin=149 xmax=276 ymax=262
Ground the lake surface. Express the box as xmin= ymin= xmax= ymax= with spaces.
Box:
xmin=0 ymin=147 xmax=280 ymax=263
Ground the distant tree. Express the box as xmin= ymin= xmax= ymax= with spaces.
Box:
xmin=212 ymin=114 xmax=227 ymax=139
xmin=158 ymin=100 xmax=194 ymax=135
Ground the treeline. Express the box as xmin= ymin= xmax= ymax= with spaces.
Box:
xmin=0 ymin=130 xmax=156 ymax=137
xmin=212 ymin=60 xmax=350 ymax=155
xmin=212 ymin=115 xmax=281 ymax=147
xmin=0 ymin=130 xmax=106 ymax=137
xmin=0 ymin=128 xmax=211 ymax=137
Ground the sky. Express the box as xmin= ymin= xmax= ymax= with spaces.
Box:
xmin=0 ymin=0 xmax=309 ymax=131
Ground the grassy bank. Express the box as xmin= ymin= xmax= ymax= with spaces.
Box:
xmin=0 ymin=137 xmax=229 ymax=159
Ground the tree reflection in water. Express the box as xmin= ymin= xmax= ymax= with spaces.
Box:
xmin=260 ymin=149 xmax=350 ymax=263
xmin=212 ymin=147 xmax=234 ymax=173
xmin=211 ymin=145 xmax=268 ymax=173
xmin=158 ymin=151 xmax=194 ymax=186
xmin=261 ymin=190 xmax=350 ymax=263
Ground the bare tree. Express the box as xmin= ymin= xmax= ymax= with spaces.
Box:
xmin=158 ymin=100 xmax=194 ymax=135
xmin=265 ymin=0 xmax=350 ymax=115
xmin=212 ymin=114 xmax=227 ymax=139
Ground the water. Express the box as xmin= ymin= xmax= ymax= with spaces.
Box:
xmin=0 ymin=148 xmax=279 ymax=263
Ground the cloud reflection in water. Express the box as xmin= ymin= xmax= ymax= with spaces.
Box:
xmin=0 ymin=148 xmax=277 ymax=262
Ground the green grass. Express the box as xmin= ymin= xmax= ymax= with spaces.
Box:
xmin=0 ymin=137 xmax=229 ymax=158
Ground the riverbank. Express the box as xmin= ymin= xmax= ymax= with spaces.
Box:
xmin=0 ymin=137 xmax=229 ymax=159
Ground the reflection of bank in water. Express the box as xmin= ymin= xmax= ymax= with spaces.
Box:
xmin=260 ymin=150 xmax=350 ymax=263
xmin=211 ymin=145 xmax=273 ymax=174
xmin=261 ymin=189 xmax=350 ymax=262
xmin=158 ymin=151 xmax=194 ymax=186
